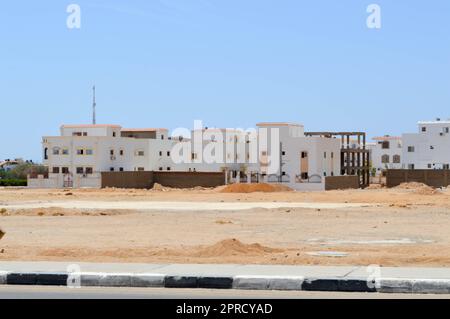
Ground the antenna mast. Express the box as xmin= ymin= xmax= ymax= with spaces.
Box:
xmin=92 ymin=85 xmax=96 ymax=125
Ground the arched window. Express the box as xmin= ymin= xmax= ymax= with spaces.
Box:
xmin=381 ymin=154 xmax=390 ymax=164
xmin=393 ymin=155 xmax=401 ymax=164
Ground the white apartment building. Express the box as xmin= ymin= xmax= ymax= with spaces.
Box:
xmin=30 ymin=124 xmax=178 ymax=188
xmin=402 ymin=119 xmax=450 ymax=170
xmin=256 ymin=123 xmax=341 ymax=191
xmin=368 ymin=135 xmax=402 ymax=174
xmin=29 ymin=122 xmax=343 ymax=190
xmin=172 ymin=128 xmax=254 ymax=174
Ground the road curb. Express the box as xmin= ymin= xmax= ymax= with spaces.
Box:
xmin=0 ymin=271 xmax=7 ymax=285
xmin=6 ymin=272 xmax=68 ymax=286
xmin=1 ymin=271 xmax=450 ymax=294
xmin=378 ymin=278 xmax=450 ymax=294
xmin=233 ymin=276 xmax=305 ymax=291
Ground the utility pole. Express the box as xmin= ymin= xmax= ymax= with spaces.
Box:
xmin=92 ymin=85 xmax=96 ymax=125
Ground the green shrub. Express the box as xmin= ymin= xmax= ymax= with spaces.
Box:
xmin=0 ymin=179 xmax=27 ymax=187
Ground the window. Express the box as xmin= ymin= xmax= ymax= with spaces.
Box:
xmin=73 ymin=132 xmax=82 ymax=136
xmin=119 ymin=167 xmax=124 ymax=172
xmin=192 ymin=153 xmax=197 ymax=160
xmin=408 ymin=164 xmax=415 ymax=170
xmin=167 ymin=167 xmax=171 ymax=171
xmin=159 ymin=151 xmax=162 ymax=156
xmin=44 ymin=148 xmax=48 ymax=160
xmin=159 ymin=167 xmax=163 ymax=171
xmin=421 ymin=127 xmax=427 ymax=132
xmin=393 ymin=155 xmax=401 ymax=164
xmin=381 ymin=155 xmax=390 ymax=164
xmin=428 ymin=164 xmax=432 ymax=169
xmin=62 ymin=148 xmax=69 ymax=155
xmin=62 ymin=167 xmax=69 ymax=174
xmin=161 ymin=135 xmax=164 ymax=140
xmin=407 ymin=146 xmax=415 ymax=152
xmin=444 ymin=164 xmax=450 ymax=170
xmin=331 ymin=152 xmax=334 ymax=159
xmin=83 ymin=132 xmax=88 ymax=136
xmin=110 ymin=150 xmax=114 ymax=156
xmin=430 ymin=146 xmax=435 ymax=150
xmin=110 ymin=167 xmax=115 ymax=172
xmin=261 ymin=151 xmax=267 ymax=156
xmin=52 ymin=167 xmax=60 ymax=174
xmin=136 ymin=150 xmax=145 ymax=156
xmin=113 ymin=132 xmax=116 ymax=137
xmin=282 ymin=171 xmax=286 ymax=176
xmin=77 ymin=149 xmax=84 ymax=155
xmin=445 ymin=127 xmax=450 ymax=134
xmin=76 ymin=167 xmax=84 ymax=174
xmin=86 ymin=149 xmax=93 ymax=155
xmin=381 ymin=141 xmax=390 ymax=149
xmin=282 ymin=151 xmax=286 ymax=156
xmin=52 ymin=147 xmax=60 ymax=155
xmin=85 ymin=167 xmax=93 ymax=174
xmin=119 ymin=149 xmax=124 ymax=156
xmin=301 ymin=152 xmax=308 ymax=158
xmin=137 ymin=167 xmax=145 ymax=171
xmin=324 ymin=152 xmax=327 ymax=159
xmin=167 ymin=151 xmax=170 ymax=157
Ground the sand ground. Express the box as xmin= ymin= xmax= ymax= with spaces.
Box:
xmin=1 ymin=186 xmax=450 ymax=267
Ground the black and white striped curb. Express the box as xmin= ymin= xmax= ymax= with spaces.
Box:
xmin=1 ymin=271 xmax=450 ymax=294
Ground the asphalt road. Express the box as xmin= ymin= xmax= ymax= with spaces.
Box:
xmin=0 ymin=286 xmax=449 ymax=299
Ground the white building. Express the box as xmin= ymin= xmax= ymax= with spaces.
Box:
xmin=29 ymin=122 xmax=344 ymax=190
xmin=368 ymin=135 xmax=402 ymax=174
xmin=255 ymin=122 xmax=341 ymax=191
xmin=30 ymin=124 xmax=178 ymax=188
xmin=402 ymin=119 xmax=450 ymax=170
xmin=0 ymin=158 xmax=23 ymax=172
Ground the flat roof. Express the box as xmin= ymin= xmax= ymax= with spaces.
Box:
xmin=192 ymin=128 xmax=248 ymax=133
xmin=256 ymin=122 xmax=303 ymax=127
xmin=121 ymin=128 xmax=168 ymax=132
xmin=418 ymin=121 xmax=450 ymax=125
xmin=61 ymin=124 xmax=122 ymax=129
xmin=372 ymin=136 xmax=401 ymax=141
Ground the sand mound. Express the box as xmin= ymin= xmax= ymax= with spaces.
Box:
xmin=219 ymin=183 xmax=293 ymax=193
xmin=395 ymin=182 xmax=428 ymax=190
xmin=151 ymin=183 xmax=172 ymax=191
xmin=395 ymin=182 xmax=440 ymax=195
xmin=366 ymin=184 xmax=383 ymax=190
xmin=193 ymin=238 xmax=283 ymax=257
xmin=0 ymin=228 xmax=4 ymax=240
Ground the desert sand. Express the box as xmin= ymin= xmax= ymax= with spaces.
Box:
xmin=0 ymin=183 xmax=450 ymax=267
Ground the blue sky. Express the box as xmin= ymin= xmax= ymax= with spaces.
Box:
xmin=1 ymin=0 xmax=449 ymax=161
